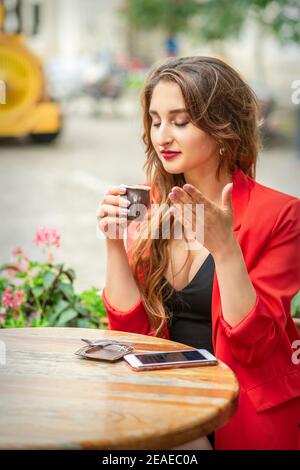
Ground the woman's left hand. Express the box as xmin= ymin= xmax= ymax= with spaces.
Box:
xmin=168 ymin=183 xmax=237 ymax=257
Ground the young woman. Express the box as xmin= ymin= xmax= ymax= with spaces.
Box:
xmin=97 ymin=56 xmax=300 ymax=450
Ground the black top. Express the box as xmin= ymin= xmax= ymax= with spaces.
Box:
xmin=162 ymin=254 xmax=215 ymax=354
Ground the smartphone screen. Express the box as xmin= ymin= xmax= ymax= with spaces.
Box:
xmin=133 ymin=350 xmax=212 ymax=365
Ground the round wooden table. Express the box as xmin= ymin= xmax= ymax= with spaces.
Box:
xmin=0 ymin=328 xmax=239 ymax=450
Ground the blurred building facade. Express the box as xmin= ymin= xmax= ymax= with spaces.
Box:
xmin=21 ymin=0 xmax=126 ymax=58
xmin=18 ymin=0 xmax=299 ymax=106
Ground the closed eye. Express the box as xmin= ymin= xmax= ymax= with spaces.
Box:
xmin=152 ymin=121 xmax=189 ymax=128
xmin=175 ymin=122 xmax=189 ymax=127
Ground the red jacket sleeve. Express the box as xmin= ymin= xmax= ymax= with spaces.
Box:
xmin=102 ymin=287 xmax=152 ymax=335
xmin=219 ymin=198 xmax=300 ymax=365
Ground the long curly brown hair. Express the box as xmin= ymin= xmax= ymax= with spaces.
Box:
xmin=128 ymin=56 xmax=261 ymax=337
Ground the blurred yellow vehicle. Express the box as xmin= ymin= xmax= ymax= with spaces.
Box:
xmin=0 ymin=1 xmax=61 ymax=143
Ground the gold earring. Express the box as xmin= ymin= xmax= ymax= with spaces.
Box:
xmin=219 ymin=147 xmax=225 ymax=156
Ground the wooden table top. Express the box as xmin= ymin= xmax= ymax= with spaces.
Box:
xmin=0 ymin=328 xmax=239 ymax=450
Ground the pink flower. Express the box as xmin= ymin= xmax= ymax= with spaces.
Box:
xmin=12 ymin=247 xmax=24 ymax=258
xmin=33 ymin=226 xmax=61 ymax=249
xmin=1 ymin=286 xmax=26 ymax=310
xmin=2 ymin=286 xmax=15 ymax=309
xmin=13 ymin=289 xmax=26 ymax=308
xmin=10 ymin=247 xmax=29 ymax=272
xmin=47 ymin=252 xmax=54 ymax=264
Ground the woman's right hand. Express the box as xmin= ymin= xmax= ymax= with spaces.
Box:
xmin=96 ymin=185 xmax=131 ymax=240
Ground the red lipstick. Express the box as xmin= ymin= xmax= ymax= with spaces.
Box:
xmin=162 ymin=151 xmax=181 ymax=160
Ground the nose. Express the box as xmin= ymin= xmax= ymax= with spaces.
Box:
xmin=155 ymin=122 xmax=173 ymax=147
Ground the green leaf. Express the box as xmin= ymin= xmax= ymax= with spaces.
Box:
xmin=31 ymin=317 xmax=49 ymax=327
xmin=43 ymin=271 xmax=56 ymax=290
xmin=57 ymin=281 xmax=76 ymax=303
xmin=16 ymin=272 xmax=27 ymax=279
xmin=53 ymin=263 xmax=64 ymax=270
xmin=57 ymin=308 xmax=78 ymax=326
xmin=74 ymin=302 xmax=90 ymax=316
xmin=54 ymin=299 xmax=70 ymax=314
xmin=47 ymin=299 xmax=69 ymax=324
xmin=77 ymin=318 xmax=90 ymax=328
xmin=0 ymin=278 xmax=9 ymax=292
xmin=4 ymin=316 xmax=26 ymax=328
xmin=32 ymin=286 xmax=44 ymax=298
xmin=80 ymin=288 xmax=106 ymax=317
xmin=30 ymin=261 xmax=42 ymax=268
xmin=32 ymin=277 xmax=44 ymax=287
xmin=65 ymin=269 xmax=76 ymax=281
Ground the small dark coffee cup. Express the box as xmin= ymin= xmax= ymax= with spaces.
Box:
xmin=122 ymin=184 xmax=151 ymax=221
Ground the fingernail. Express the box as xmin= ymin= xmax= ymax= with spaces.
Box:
xmin=169 ymin=193 xmax=176 ymax=200
xmin=121 ymin=208 xmax=129 ymax=215
xmin=119 ymin=185 xmax=127 ymax=194
xmin=120 ymin=198 xmax=131 ymax=207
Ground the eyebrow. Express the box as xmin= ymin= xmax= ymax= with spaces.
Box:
xmin=149 ymin=108 xmax=187 ymax=116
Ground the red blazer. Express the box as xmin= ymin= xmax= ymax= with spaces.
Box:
xmin=102 ymin=168 xmax=300 ymax=449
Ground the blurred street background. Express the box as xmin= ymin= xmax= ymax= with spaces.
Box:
xmin=1 ymin=0 xmax=300 ymax=293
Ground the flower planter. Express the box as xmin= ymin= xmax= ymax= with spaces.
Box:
xmin=0 ymin=228 xmax=108 ymax=329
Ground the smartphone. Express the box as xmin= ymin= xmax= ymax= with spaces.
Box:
xmin=123 ymin=348 xmax=218 ymax=371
